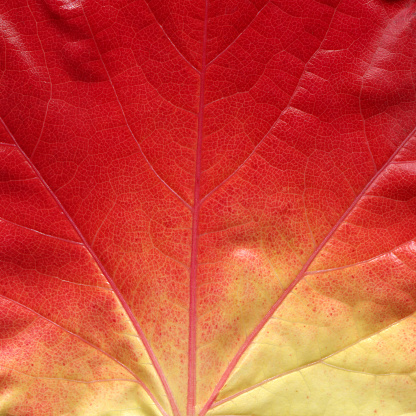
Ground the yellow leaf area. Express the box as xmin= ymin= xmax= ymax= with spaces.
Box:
xmin=208 ymin=314 xmax=416 ymax=416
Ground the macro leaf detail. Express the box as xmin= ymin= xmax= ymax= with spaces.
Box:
xmin=1 ymin=0 xmax=416 ymax=415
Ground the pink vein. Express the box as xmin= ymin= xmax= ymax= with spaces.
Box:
xmin=0 ymin=294 xmax=169 ymax=416
xmin=199 ymin=124 xmax=416 ymax=416
xmin=79 ymin=7 xmax=186 ymax=414
xmin=0 ymin=215 xmax=82 ymax=246
xmin=187 ymin=2 xmax=208 ymax=416
xmin=0 ymin=117 xmax=179 ymax=416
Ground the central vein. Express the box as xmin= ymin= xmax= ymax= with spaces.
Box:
xmin=188 ymin=1 xmax=208 ymax=415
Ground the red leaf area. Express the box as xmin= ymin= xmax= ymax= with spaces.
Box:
xmin=1 ymin=0 xmax=416 ymax=415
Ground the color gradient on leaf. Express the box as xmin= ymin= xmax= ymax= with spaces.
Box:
xmin=1 ymin=0 xmax=416 ymax=415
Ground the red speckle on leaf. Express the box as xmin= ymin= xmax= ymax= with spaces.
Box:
xmin=1 ymin=0 xmax=416 ymax=415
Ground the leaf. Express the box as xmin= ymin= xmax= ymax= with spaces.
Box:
xmin=1 ymin=0 xmax=416 ymax=415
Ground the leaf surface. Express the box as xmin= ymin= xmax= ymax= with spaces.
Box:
xmin=1 ymin=0 xmax=416 ymax=415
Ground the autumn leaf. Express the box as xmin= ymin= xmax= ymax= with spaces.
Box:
xmin=1 ymin=0 xmax=416 ymax=415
